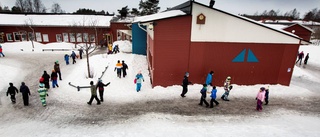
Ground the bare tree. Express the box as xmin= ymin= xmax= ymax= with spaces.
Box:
xmin=33 ymin=0 xmax=46 ymax=13
xmin=24 ymin=18 xmax=35 ymax=49
xmin=15 ymin=0 xmax=25 ymax=12
xmin=25 ymin=0 xmax=33 ymax=12
xmin=51 ymin=2 xmax=64 ymax=13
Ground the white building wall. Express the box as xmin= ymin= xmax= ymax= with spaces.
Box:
xmin=191 ymin=3 xmax=300 ymax=44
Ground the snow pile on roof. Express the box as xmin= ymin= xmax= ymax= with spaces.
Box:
xmin=133 ymin=10 xmax=186 ymax=23
xmin=263 ymin=24 xmax=287 ymax=30
xmin=0 ymin=14 xmax=113 ymax=27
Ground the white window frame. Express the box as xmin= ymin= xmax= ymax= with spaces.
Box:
xmin=90 ymin=34 xmax=95 ymax=42
xmin=43 ymin=34 xmax=49 ymax=42
xmin=76 ymin=33 xmax=82 ymax=42
xmin=63 ymin=33 xmax=69 ymax=42
xmin=83 ymin=33 xmax=88 ymax=42
xmin=28 ymin=32 xmax=34 ymax=41
xmin=35 ymin=32 xmax=42 ymax=42
xmin=70 ymin=33 xmax=75 ymax=42
xmin=56 ymin=34 xmax=62 ymax=42
xmin=6 ymin=33 xmax=13 ymax=41
xmin=13 ymin=32 xmax=21 ymax=41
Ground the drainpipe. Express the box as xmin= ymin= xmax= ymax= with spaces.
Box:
xmin=137 ymin=22 xmax=147 ymax=32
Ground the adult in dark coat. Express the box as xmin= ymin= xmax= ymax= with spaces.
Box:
xmin=42 ymin=71 xmax=50 ymax=89
xmin=181 ymin=72 xmax=192 ymax=97
xmin=54 ymin=61 xmax=62 ymax=80
xmin=96 ymin=79 xmax=110 ymax=102
xmin=295 ymin=51 xmax=304 ymax=65
xmin=304 ymin=53 xmax=309 ymax=65
xmin=79 ymin=48 xmax=83 ymax=59
xmin=122 ymin=60 xmax=128 ymax=78
xmin=7 ymin=83 xmax=19 ymax=103
xmin=70 ymin=51 xmax=77 ymax=64
xmin=20 ymin=82 xmax=31 ymax=106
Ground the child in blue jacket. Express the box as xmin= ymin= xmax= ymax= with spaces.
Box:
xmin=210 ymin=86 xmax=219 ymax=108
xmin=199 ymin=84 xmax=209 ymax=107
xmin=64 ymin=54 xmax=70 ymax=65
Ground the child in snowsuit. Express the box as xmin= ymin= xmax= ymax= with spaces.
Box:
xmin=122 ymin=60 xmax=128 ymax=78
xmin=135 ymin=71 xmax=144 ymax=92
xmin=87 ymin=81 xmax=101 ymax=105
xmin=20 ymin=82 xmax=31 ymax=106
xmin=114 ymin=60 xmax=122 ymax=78
xmin=221 ymin=76 xmax=232 ymax=101
xmin=181 ymin=72 xmax=192 ymax=97
xmin=51 ymin=69 xmax=59 ymax=88
xmin=70 ymin=51 xmax=77 ymax=64
xmin=0 ymin=45 xmax=5 ymax=57
xmin=256 ymin=87 xmax=266 ymax=111
xmin=96 ymin=79 xmax=110 ymax=102
xmin=113 ymin=45 xmax=120 ymax=54
xmin=42 ymin=71 xmax=50 ymax=89
xmin=64 ymin=54 xmax=70 ymax=65
xmin=54 ymin=61 xmax=62 ymax=80
xmin=38 ymin=83 xmax=48 ymax=107
xmin=199 ymin=84 xmax=209 ymax=107
xmin=210 ymin=86 xmax=219 ymax=108
xmin=7 ymin=83 xmax=19 ymax=103
xmin=265 ymin=86 xmax=269 ymax=105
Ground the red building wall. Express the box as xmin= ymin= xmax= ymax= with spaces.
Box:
xmin=151 ymin=16 xmax=192 ymax=87
xmin=110 ymin=22 xmax=131 ymax=42
xmin=284 ymin=25 xmax=312 ymax=42
xmin=1 ymin=26 xmax=108 ymax=44
xmin=188 ymin=42 xmax=299 ymax=86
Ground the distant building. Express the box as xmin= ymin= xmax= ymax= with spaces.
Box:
xmin=0 ymin=13 xmax=113 ymax=45
xmin=133 ymin=1 xmax=305 ymax=87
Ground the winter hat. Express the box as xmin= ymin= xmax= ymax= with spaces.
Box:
xmin=21 ymin=82 xmax=25 ymax=86
xmin=227 ymin=76 xmax=231 ymax=80
xmin=203 ymin=84 xmax=207 ymax=87
xmin=55 ymin=60 xmax=59 ymax=64
xmin=210 ymin=71 xmax=214 ymax=74
xmin=185 ymin=72 xmax=189 ymax=77
xmin=9 ymin=83 xmax=13 ymax=86
xmin=98 ymin=78 xmax=102 ymax=82
xmin=39 ymin=83 xmax=45 ymax=88
xmin=260 ymin=87 xmax=265 ymax=91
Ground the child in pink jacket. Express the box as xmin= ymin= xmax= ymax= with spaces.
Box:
xmin=256 ymin=87 xmax=266 ymax=111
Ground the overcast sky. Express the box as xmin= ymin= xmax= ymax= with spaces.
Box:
xmin=1 ymin=0 xmax=319 ymax=17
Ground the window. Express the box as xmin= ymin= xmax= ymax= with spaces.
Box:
xmin=13 ymin=32 xmax=21 ymax=41
xmin=28 ymin=32 xmax=34 ymax=41
xmin=6 ymin=33 xmax=13 ymax=41
xmin=70 ymin=33 xmax=75 ymax=42
xmin=19 ymin=32 xmax=27 ymax=41
xmin=43 ymin=34 xmax=49 ymax=42
xmin=56 ymin=34 xmax=62 ymax=42
xmin=63 ymin=33 xmax=69 ymax=42
xmin=90 ymin=34 xmax=95 ymax=42
xmin=35 ymin=32 xmax=42 ymax=42
xmin=83 ymin=33 xmax=88 ymax=42
xmin=76 ymin=33 xmax=82 ymax=42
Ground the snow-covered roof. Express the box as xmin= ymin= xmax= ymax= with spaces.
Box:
xmin=283 ymin=23 xmax=315 ymax=33
xmin=0 ymin=13 xmax=113 ymax=27
xmin=133 ymin=10 xmax=186 ymax=23
xmin=261 ymin=20 xmax=320 ymax=26
xmin=263 ymin=24 xmax=287 ymax=30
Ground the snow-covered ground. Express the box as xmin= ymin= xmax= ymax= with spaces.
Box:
xmin=0 ymin=41 xmax=319 ymax=137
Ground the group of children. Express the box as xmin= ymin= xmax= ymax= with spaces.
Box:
xmin=87 ymin=79 xmax=110 ymax=105
xmin=64 ymin=50 xmax=83 ymax=65
xmin=183 ymin=70 xmax=270 ymax=111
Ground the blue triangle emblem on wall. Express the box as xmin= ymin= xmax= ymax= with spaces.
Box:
xmin=247 ymin=49 xmax=259 ymax=62
xmin=232 ymin=49 xmax=246 ymax=62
